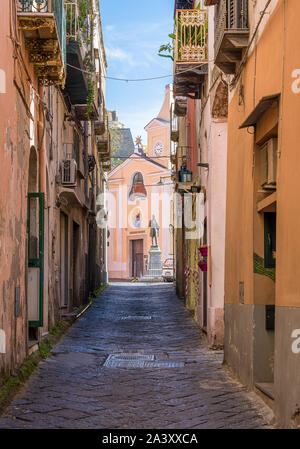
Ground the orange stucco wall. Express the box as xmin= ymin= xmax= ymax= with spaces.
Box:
xmin=225 ymin=0 xmax=300 ymax=308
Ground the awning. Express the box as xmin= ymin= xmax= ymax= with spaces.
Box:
xmin=239 ymin=94 xmax=280 ymax=129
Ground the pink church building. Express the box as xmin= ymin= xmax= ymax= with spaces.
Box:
xmin=107 ymin=86 xmax=174 ymax=280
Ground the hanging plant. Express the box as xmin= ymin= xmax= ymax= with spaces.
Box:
xmin=83 ymin=51 xmax=95 ymax=120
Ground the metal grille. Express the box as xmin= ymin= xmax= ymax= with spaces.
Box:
xmin=103 ymin=353 xmax=185 ymax=369
xmin=175 ymin=9 xmax=208 ymax=65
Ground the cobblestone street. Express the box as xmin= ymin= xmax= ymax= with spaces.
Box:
xmin=0 ymin=283 xmax=273 ymax=429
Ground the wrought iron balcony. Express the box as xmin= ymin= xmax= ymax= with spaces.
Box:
xmin=65 ymin=1 xmax=90 ymax=54
xmin=214 ymin=0 xmax=249 ymax=74
xmin=101 ymin=159 xmax=112 ymax=172
xmin=63 ymin=1 xmax=97 ymax=120
xmin=94 ymin=100 xmax=106 ymax=136
xmin=174 ymin=96 xmax=187 ymax=117
xmin=173 ymin=9 xmax=208 ymax=98
xmin=96 ymin=117 xmax=110 ymax=156
xmin=170 ymin=142 xmax=178 ymax=165
xmin=17 ymin=0 xmax=66 ymax=85
xmin=170 ymin=104 xmax=179 ymax=142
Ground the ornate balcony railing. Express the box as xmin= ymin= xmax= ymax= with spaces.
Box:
xmin=17 ymin=0 xmax=66 ymax=85
xmin=173 ymin=9 xmax=208 ymax=98
xmin=174 ymin=9 xmax=208 ymax=66
xmin=214 ymin=0 xmax=249 ymax=74
xmin=170 ymin=142 xmax=178 ymax=165
xmin=18 ymin=0 xmax=49 ymax=12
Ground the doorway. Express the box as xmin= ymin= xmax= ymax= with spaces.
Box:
xmin=254 ymin=211 xmax=276 ymax=401
xmin=130 ymin=239 xmax=144 ymax=278
xmin=60 ymin=212 xmax=68 ymax=307
xmin=27 ymin=147 xmax=44 ymax=336
xmin=72 ymin=221 xmax=80 ymax=307
xmin=202 ymin=218 xmax=207 ymax=331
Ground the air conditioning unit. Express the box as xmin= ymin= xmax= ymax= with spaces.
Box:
xmin=260 ymin=138 xmax=277 ymax=189
xmin=61 ymin=159 xmax=77 ymax=186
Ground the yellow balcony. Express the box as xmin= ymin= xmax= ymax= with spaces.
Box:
xmin=174 ymin=9 xmax=208 ymax=98
xmin=17 ymin=0 xmax=66 ymax=86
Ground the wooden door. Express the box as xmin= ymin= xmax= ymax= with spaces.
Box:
xmin=131 ymin=239 xmax=144 ymax=278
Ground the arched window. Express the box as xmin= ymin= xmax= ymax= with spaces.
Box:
xmin=129 ymin=172 xmax=147 ymax=201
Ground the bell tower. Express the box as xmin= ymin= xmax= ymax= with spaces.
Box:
xmin=144 ymin=85 xmax=171 ymax=167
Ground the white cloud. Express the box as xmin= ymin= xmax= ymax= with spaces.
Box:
xmin=106 ymin=46 xmax=129 ymax=61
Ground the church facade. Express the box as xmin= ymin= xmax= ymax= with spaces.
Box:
xmin=107 ymin=86 xmax=173 ymax=280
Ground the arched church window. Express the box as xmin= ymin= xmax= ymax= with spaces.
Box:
xmin=129 ymin=172 xmax=147 ymax=201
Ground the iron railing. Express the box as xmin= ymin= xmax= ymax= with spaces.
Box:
xmin=214 ymin=0 xmax=249 ymax=57
xmin=170 ymin=103 xmax=179 ymax=138
xmin=18 ymin=0 xmax=49 ymax=12
xmin=65 ymin=1 xmax=79 ymax=40
xmin=174 ymin=9 xmax=208 ymax=65
xmin=170 ymin=142 xmax=178 ymax=165
xmin=65 ymin=1 xmax=90 ymax=54
xmin=18 ymin=0 xmax=66 ymax=68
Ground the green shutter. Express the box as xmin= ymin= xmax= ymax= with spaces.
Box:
xmin=28 ymin=193 xmax=44 ymax=327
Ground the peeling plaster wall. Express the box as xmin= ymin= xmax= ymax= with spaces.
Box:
xmin=0 ymin=2 xmax=32 ymax=373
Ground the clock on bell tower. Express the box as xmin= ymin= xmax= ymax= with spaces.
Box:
xmin=154 ymin=141 xmax=164 ymax=156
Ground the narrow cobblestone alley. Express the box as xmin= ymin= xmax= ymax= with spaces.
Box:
xmin=0 ymin=284 xmax=273 ymax=429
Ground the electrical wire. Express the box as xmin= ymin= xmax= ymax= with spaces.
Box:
xmin=66 ymin=62 xmax=208 ymax=82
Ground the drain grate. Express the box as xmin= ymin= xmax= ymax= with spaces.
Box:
xmin=144 ymin=361 xmax=184 ymax=368
xmin=103 ymin=353 xmax=184 ymax=368
xmin=121 ymin=316 xmax=152 ymax=321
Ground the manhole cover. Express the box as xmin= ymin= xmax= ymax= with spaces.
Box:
xmin=121 ymin=316 xmax=152 ymax=321
xmin=103 ymin=353 xmax=184 ymax=368
xmin=104 ymin=353 xmax=154 ymax=367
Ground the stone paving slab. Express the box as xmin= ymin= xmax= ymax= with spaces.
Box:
xmin=0 ymin=283 xmax=273 ymax=429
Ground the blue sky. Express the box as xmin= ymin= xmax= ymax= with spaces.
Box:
xmin=100 ymin=0 xmax=174 ymax=144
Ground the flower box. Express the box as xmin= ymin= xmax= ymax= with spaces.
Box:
xmin=198 ymin=261 xmax=207 ymax=272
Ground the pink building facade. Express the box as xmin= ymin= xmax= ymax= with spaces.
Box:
xmin=108 ymin=87 xmax=173 ymax=280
